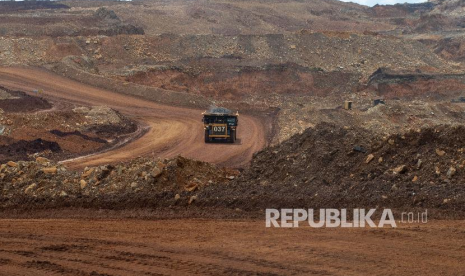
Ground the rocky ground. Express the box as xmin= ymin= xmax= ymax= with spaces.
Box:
xmin=0 ymin=86 xmax=137 ymax=163
xmin=1 ymin=123 xmax=463 ymax=219
xmin=199 ymin=123 xmax=464 ymax=217
xmin=0 ymin=155 xmax=238 ymax=211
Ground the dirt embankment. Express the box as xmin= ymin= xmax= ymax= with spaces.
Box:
xmin=0 ymin=156 xmax=238 ymax=211
xmin=1 ymin=124 xmax=463 ymax=218
xmin=0 ymin=85 xmax=138 ymax=164
xmin=0 ymin=1 xmax=68 ymax=13
xmin=0 ymin=6 xmax=143 ymax=37
xmin=198 ymin=123 xmax=465 ymax=217
xmin=366 ymin=68 xmax=465 ymax=99
xmin=0 ymin=86 xmax=51 ymax=113
xmin=123 ymin=63 xmax=357 ymax=101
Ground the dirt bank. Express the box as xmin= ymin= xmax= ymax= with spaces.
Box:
xmin=198 ymin=123 xmax=465 ymax=216
xmin=1 ymin=124 xmax=463 ymax=219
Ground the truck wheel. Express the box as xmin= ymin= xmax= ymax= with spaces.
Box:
xmin=230 ymin=130 xmax=236 ymax=143
xmin=205 ymin=130 xmax=210 ymax=143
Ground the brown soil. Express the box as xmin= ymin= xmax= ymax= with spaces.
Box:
xmin=0 ymin=85 xmax=139 ymax=163
xmin=0 ymin=219 xmax=463 ymax=276
xmin=198 ymin=123 xmax=465 ymax=216
xmin=123 ymin=63 xmax=357 ymax=101
xmin=0 ymin=5 xmax=143 ymax=37
xmin=0 ymin=87 xmax=51 ymax=113
xmin=0 ymin=139 xmax=61 ymax=163
xmin=0 ymin=1 xmax=68 ymax=13
xmin=1 ymin=124 xmax=462 ymax=220
xmin=366 ymin=68 xmax=465 ymax=99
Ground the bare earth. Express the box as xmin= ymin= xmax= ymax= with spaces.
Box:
xmin=0 ymin=219 xmax=463 ymax=276
xmin=0 ymin=67 xmax=267 ymax=169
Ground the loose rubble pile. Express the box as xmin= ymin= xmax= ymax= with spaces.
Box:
xmin=199 ymin=123 xmax=465 ymax=216
xmin=0 ymin=87 xmax=137 ymax=163
xmin=0 ymin=156 xmax=238 ymax=210
xmin=1 ymin=124 xmax=463 ymax=217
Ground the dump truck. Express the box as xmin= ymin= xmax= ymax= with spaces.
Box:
xmin=202 ymin=107 xmax=238 ymax=143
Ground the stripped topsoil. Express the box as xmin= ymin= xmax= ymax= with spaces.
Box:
xmin=0 ymin=87 xmax=51 ymax=112
xmin=0 ymin=123 xmax=464 ymax=219
xmin=0 ymin=86 xmax=138 ymax=163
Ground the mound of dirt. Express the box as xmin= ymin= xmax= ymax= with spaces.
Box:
xmin=198 ymin=123 xmax=465 ymax=214
xmin=0 ymin=138 xmax=61 ymax=163
xmin=1 ymin=124 xmax=463 ymax=218
xmin=0 ymin=87 xmax=51 ymax=113
xmin=0 ymin=156 xmax=238 ymax=210
xmin=49 ymin=130 xmax=107 ymax=144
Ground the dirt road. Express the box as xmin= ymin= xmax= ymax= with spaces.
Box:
xmin=0 ymin=219 xmax=463 ymax=276
xmin=0 ymin=67 xmax=267 ymax=168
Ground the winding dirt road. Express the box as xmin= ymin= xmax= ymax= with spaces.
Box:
xmin=0 ymin=67 xmax=267 ymax=168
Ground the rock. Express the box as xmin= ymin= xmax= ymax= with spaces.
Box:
xmin=436 ymin=149 xmax=446 ymax=156
xmin=24 ymin=183 xmax=37 ymax=194
xmin=412 ymin=175 xmax=418 ymax=182
xmin=7 ymin=161 xmax=17 ymax=167
xmin=378 ymin=157 xmax=383 ymax=163
xmin=42 ymin=167 xmax=57 ymax=175
xmin=393 ymin=165 xmax=407 ymax=174
xmin=388 ymin=139 xmax=395 ymax=145
xmin=151 ymin=167 xmax=162 ymax=178
xmin=353 ymin=146 xmax=366 ymax=153
xmin=80 ymin=179 xmax=87 ymax=189
xmin=226 ymin=176 xmax=235 ymax=180
xmin=36 ymin=157 xmax=50 ymax=164
xmin=447 ymin=167 xmax=456 ymax=179
xmin=185 ymin=183 xmax=198 ymax=192
xmin=365 ymin=154 xmax=374 ymax=164
xmin=130 ymin=182 xmax=138 ymax=188
xmin=59 ymin=191 xmax=68 ymax=197
xmin=82 ymin=168 xmax=95 ymax=179
xmin=157 ymin=161 xmax=165 ymax=169
xmin=416 ymin=159 xmax=422 ymax=169
xmin=174 ymin=194 xmax=181 ymax=201
xmin=435 ymin=166 xmax=441 ymax=175
xmin=443 ymin=198 xmax=451 ymax=204
xmin=188 ymin=195 xmax=197 ymax=205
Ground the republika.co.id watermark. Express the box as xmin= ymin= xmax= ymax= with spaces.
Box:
xmin=266 ymin=208 xmax=428 ymax=228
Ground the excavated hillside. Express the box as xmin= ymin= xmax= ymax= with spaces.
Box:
xmin=198 ymin=123 xmax=465 ymax=217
